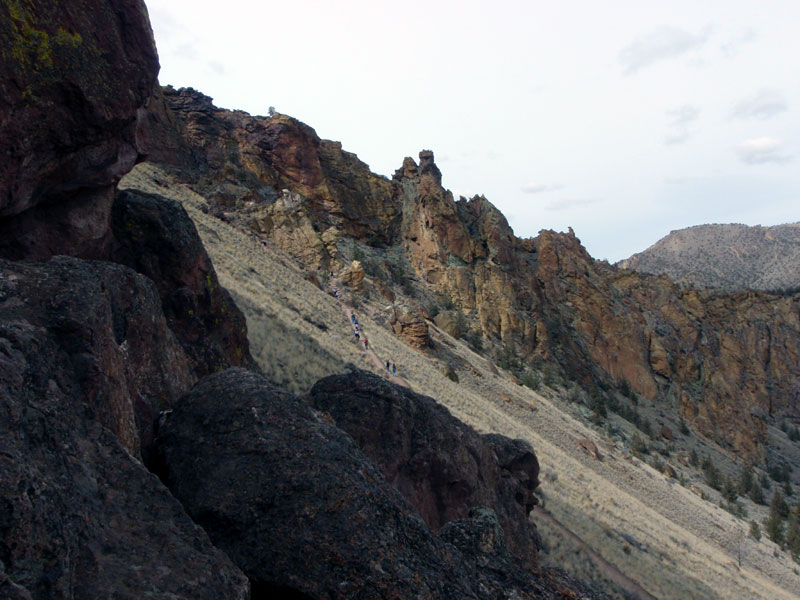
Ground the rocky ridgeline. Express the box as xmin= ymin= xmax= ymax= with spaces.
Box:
xmin=148 ymin=87 xmax=800 ymax=458
xmin=618 ymin=222 xmax=800 ymax=292
xmin=0 ymin=1 xmax=600 ymax=598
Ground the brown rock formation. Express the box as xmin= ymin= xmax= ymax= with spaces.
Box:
xmin=578 ymin=439 xmax=602 ymax=461
xmin=390 ymin=303 xmax=431 ymax=349
xmin=342 ymin=259 xmax=365 ymax=290
xmin=141 ymin=88 xmax=800 ymax=460
xmin=143 ymin=87 xmax=400 ymax=256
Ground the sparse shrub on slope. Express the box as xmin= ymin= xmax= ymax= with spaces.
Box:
xmin=750 ymin=520 xmax=762 ymax=541
xmin=702 ymin=457 xmax=722 ymax=491
xmin=786 ymin=509 xmax=800 ymax=561
xmin=766 ymin=489 xmax=789 ymax=545
xmin=631 ymin=433 xmax=649 ymax=458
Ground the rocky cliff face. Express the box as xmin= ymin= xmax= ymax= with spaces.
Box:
xmin=0 ymin=257 xmax=250 ymax=599
xmin=618 ymin=222 xmax=800 ymax=292
xmin=139 ymin=86 xmax=400 ymax=267
xmin=149 ymin=90 xmax=800 ymax=457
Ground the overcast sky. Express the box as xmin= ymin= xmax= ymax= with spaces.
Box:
xmin=145 ymin=0 xmax=799 ymax=261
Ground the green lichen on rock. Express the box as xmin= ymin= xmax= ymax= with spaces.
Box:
xmin=1 ymin=0 xmax=109 ymax=103
xmin=3 ymin=1 xmax=84 ymax=70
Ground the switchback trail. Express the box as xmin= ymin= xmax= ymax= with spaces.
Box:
xmin=332 ymin=288 xmax=411 ymax=389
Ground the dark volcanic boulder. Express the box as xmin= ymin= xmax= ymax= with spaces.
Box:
xmin=155 ymin=368 xmax=479 ymax=599
xmin=0 ymin=257 xmax=195 ymax=459
xmin=111 ymin=188 xmax=255 ymax=376
xmin=0 ymin=257 xmax=248 ymax=599
xmin=0 ymin=0 xmax=159 ymax=259
xmin=308 ymin=370 xmax=542 ymax=571
xmin=440 ymin=507 xmax=557 ymax=598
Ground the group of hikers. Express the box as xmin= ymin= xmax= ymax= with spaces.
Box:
xmin=350 ymin=311 xmax=373 ymax=354
xmin=328 ymin=276 xmax=399 ymax=381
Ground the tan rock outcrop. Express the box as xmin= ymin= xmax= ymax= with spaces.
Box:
xmin=342 ymin=260 xmax=365 ymax=290
xmin=577 ymin=438 xmax=602 ymax=461
xmin=391 ymin=305 xmax=431 ymax=349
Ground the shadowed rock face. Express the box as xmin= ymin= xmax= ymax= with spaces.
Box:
xmin=154 ymin=368 xmax=477 ymax=599
xmin=111 ymin=188 xmax=255 ymax=377
xmin=0 ymin=0 xmax=159 ymax=259
xmin=0 ymin=2 xmax=261 ymax=597
xmin=308 ymin=370 xmax=541 ymax=571
xmin=0 ymin=257 xmax=248 ymax=599
xmin=0 ymin=257 xmax=194 ymax=459
xmin=155 ymin=368 xmax=588 ymax=600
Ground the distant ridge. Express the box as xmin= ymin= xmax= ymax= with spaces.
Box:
xmin=617 ymin=222 xmax=800 ymax=292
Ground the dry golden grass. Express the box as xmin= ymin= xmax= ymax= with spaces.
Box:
xmin=122 ymin=163 xmax=800 ymax=600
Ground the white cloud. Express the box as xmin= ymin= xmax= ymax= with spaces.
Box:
xmin=620 ymin=26 xmax=711 ymax=75
xmin=732 ymin=89 xmax=787 ymax=120
xmin=721 ymin=28 xmax=756 ymax=57
xmin=207 ymin=61 xmax=226 ymax=75
xmin=665 ymin=131 xmax=690 ymax=146
xmin=664 ymin=104 xmax=700 ymax=145
xmin=545 ymin=198 xmax=598 ymax=211
xmin=735 ymin=137 xmax=792 ymax=165
xmin=521 ymin=182 xmax=563 ymax=194
xmin=667 ymin=105 xmax=700 ymax=127
xmin=664 ymin=176 xmax=699 ymax=185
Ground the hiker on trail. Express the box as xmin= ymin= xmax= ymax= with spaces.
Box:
xmin=386 ymin=360 xmax=390 ymax=373
xmin=354 ymin=330 xmax=360 ymax=340
xmin=351 ymin=313 xmax=356 ymax=324
xmin=333 ymin=288 xmax=339 ymax=298
xmin=392 ymin=362 xmax=396 ymax=376
xmin=364 ymin=337 xmax=369 ymax=350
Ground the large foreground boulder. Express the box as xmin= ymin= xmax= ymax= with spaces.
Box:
xmin=111 ymin=188 xmax=255 ymax=376
xmin=0 ymin=0 xmax=159 ymax=259
xmin=308 ymin=370 xmax=542 ymax=571
xmin=154 ymin=368 xmax=476 ymax=599
xmin=155 ymin=368 xmax=590 ymax=599
xmin=0 ymin=257 xmax=248 ymax=599
xmin=0 ymin=257 xmax=195 ymax=459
